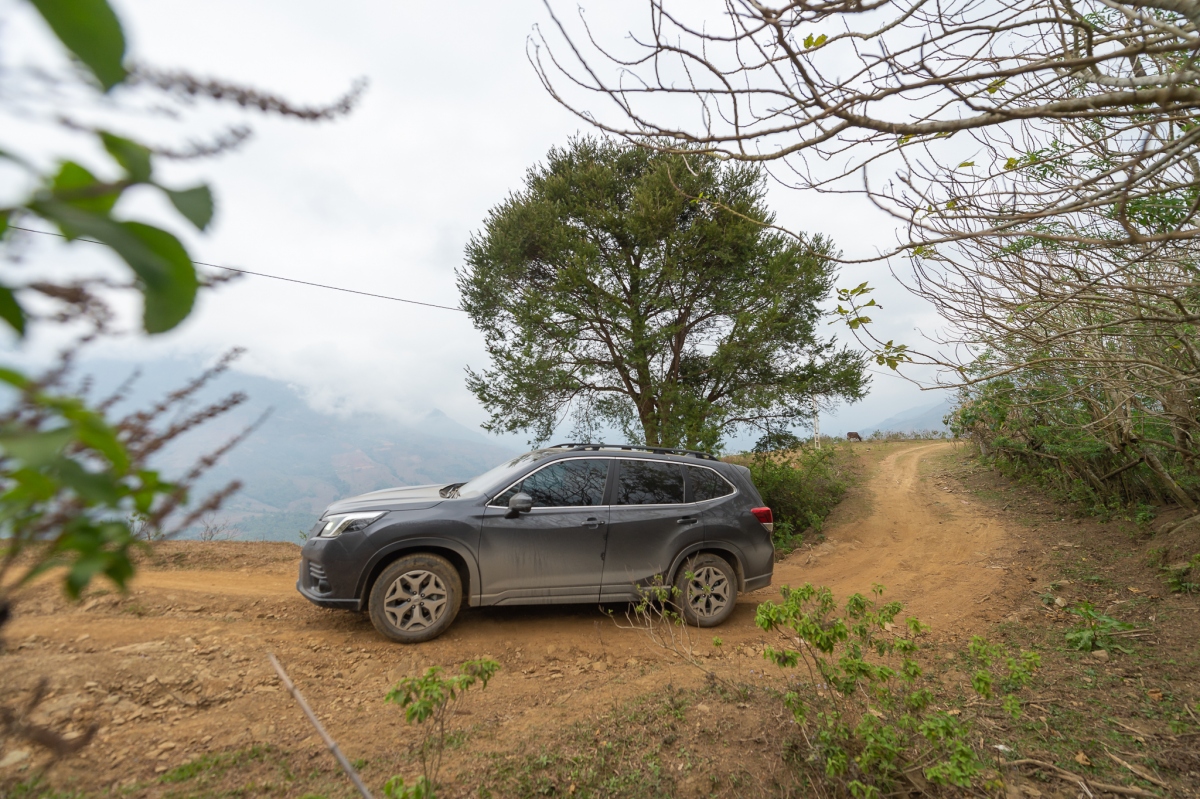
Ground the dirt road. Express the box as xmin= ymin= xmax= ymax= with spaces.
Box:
xmin=3 ymin=440 xmax=1021 ymax=795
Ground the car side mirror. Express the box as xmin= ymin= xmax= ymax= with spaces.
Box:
xmin=506 ymin=492 xmax=533 ymax=519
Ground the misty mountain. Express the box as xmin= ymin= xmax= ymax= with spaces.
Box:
xmin=79 ymin=357 xmax=519 ymax=541
xmin=859 ymin=396 xmax=954 ymax=435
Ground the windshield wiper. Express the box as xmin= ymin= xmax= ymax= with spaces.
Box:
xmin=439 ymin=482 xmax=466 ymax=498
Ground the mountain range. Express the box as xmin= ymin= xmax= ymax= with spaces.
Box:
xmin=79 ymin=358 xmax=518 ymax=542
xmin=858 ymin=396 xmax=954 ymax=436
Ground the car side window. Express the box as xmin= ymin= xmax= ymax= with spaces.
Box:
xmin=616 ymin=460 xmax=685 ymax=505
xmin=491 ymin=459 xmax=609 ymax=508
xmin=688 ymin=466 xmax=735 ymax=502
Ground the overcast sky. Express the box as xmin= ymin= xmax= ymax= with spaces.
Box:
xmin=2 ymin=0 xmax=951 ymax=446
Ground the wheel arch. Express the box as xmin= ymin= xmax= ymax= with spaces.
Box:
xmin=668 ymin=543 xmax=747 ymax=592
xmin=357 ymin=540 xmax=478 ymax=610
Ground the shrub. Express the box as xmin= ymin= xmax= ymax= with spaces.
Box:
xmin=738 ymin=448 xmax=848 ymax=553
xmin=1163 ymin=554 xmax=1200 ymax=594
xmin=755 ymin=584 xmax=1039 ymax=795
xmin=384 ymin=658 xmax=500 ymax=798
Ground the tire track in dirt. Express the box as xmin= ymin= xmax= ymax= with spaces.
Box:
xmin=753 ymin=441 xmax=1013 ymax=634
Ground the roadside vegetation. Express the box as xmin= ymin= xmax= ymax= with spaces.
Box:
xmin=729 ymin=444 xmax=855 ymax=555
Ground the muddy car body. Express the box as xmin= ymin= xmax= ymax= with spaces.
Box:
xmin=297 ymin=444 xmax=774 ymax=642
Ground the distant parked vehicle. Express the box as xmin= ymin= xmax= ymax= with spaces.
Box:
xmin=297 ymin=444 xmax=775 ymax=643
xmin=847 ymin=432 xmax=863 ymax=442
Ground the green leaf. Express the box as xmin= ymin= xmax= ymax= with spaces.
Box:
xmin=0 ymin=283 xmax=26 ymax=336
xmin=101 ymin=132 xmax=152 ymax=182
xmin=49 ymin=161 xmax=120 ymax=219
xmin=55 ymin=459 xmax=122 ymax=504
xmin=29 ymin=0 xmax=126 ymax=91
xmin=26 ymin=203 xmax=198 ymax=332
xmin=119 ymin=222 xmax=200 ymax=332
xmin=164 ymin=184 xmax=215 ymax=230
xmin=1004 ymin=157 xmax=1020 ymax=170
xmin=0 ymin=428 xmax=75 ymax=467
xmin=957 ymin=161 xmax=975 ymax=168
xmin=60 ymin=404 xmax=129 ymax=471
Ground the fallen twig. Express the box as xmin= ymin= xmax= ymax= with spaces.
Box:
xmin=1108 ymin=719 xmax=1154 ymax=738
xmin=1005 ymin=758 xmax=1158 ymax=797
xmin=269 ymin=653 xmax=374 ymax=799
xmin=1104 ymin=746 xmax=1168 ymax=788
xmin=1004 ymin=758 xmax=1093 ymax=797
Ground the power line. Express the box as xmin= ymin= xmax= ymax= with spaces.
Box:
xmin=8 ymin=224 xmax=466 ymax=312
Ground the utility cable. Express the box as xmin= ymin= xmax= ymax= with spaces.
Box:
xmin=7 ymin=224 xmax=466 ymax=312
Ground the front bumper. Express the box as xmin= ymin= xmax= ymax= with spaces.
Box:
xmin=297 ymin=538 xmax=364 ymax=610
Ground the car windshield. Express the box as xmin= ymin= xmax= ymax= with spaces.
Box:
xmin=451 ymin=450 xmax=561 ymax=498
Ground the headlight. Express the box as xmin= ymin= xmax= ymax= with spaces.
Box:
xmin=317 ymin=511 xmax=385 ymax=538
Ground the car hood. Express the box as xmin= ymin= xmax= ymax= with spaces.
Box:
xmin=323 ymin=484 xmax=447 ymax=515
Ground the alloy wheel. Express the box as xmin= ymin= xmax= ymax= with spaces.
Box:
xmin=685 ymin=565 xmax=731 ymax=619
xmin=382 ymin=569 xmax=449 ymax=631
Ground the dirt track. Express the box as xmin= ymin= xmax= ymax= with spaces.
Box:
xmin=2 ymin=440 xmax=1022 ymax=795
xmin=128 ymin=441 xmax=1014 ymax=636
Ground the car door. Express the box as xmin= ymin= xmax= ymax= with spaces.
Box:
xmin=600 ymin=458 xmax=702 ymax=601
xmin=477 ymin=458 xmax=611 ymax=604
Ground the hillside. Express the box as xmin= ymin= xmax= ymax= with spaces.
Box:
xmin=859 ymin=396 xmax=953 ymax=435
xmin=83 ymin=358 xmax=519 ymax=541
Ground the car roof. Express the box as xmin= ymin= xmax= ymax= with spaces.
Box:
xmin=534 ymin=443 xmax=725 ymax=467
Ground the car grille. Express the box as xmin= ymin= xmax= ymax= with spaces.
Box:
xmin=308 ymin=561 xmax=331 ymax=594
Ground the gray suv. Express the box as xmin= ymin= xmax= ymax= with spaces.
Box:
xmin=297 ymin=444 xmax=775 ymax=643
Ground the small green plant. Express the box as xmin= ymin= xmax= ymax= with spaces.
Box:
xmin=1146 ymin=546 xmax=1169 ymax=568
xmin=1162 ymin=553 xmax=1200 ymax=594
xmin=755 ymin=584 xmax=1039 ymax=794
xmin=1131 ymin=502 xmax=1156 ymax=527
xmin=383 ymin=658 xmax=500 ymax=798
xmin=1064 ymin=601 xmax=1135 ymax=652
xmin=711 ymin=637 xmax=723 ymax=648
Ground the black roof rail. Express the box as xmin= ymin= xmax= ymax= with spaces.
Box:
xmin=546 ymin=442 xmax=718 ymax=461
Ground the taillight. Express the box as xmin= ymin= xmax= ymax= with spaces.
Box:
xmin=751 ymin=507 xmax=773 ymax=525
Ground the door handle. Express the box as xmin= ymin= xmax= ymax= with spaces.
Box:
xmin=580 ymin=517 xmax=605 ymax=529
xmin=676 ymin=516 xmax=699 ymax=525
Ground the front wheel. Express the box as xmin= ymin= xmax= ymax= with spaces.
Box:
xmin=368 ymin=554 xmax=462 ymax=643
xmin=673 ymin=554 xmax=737 ymax=627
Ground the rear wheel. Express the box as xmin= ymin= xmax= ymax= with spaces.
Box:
xmin=673 ymin=554 xmax=737 ymax=627
xmin=368 ymin=554 xmax=462 ymax=643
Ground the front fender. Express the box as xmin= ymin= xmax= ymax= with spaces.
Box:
xmin=355 ymin=537 xmax=483 ymax=607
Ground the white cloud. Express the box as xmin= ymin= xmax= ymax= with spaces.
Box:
xmin=2 ymin=0 xmax=953 ymax=446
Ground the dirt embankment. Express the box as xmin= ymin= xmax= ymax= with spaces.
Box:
xmin=1 ymin=441 xmax=1031 ymax=796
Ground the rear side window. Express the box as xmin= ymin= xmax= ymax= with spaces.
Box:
xmin=492 ymin=459 xmax=609 ymax=508
xmin=688 ymin=466 xmax=735 ymax=502
xmin=616 ymin=460 xmax=685 ymax=505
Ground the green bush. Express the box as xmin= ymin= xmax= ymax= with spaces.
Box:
xmin=738 ymin=448 xmax=848 ymax=553
xmin=756 ymin=584 xmax=1039 ymax=796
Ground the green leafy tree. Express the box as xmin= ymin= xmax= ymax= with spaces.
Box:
xmin=458 ymin=137 xmax=867 ymax=449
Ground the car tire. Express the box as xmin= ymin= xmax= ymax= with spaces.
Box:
xmin=368 ymin=554 xmax=462 ymax=643
xmin=673 ymin=553 xmax=737 ymax=627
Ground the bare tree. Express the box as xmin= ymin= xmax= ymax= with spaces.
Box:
xmin=533 ymin=0 xmax=1200 ymax=252
xmin=535 ymin=0 xmax=1200 ymax=518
